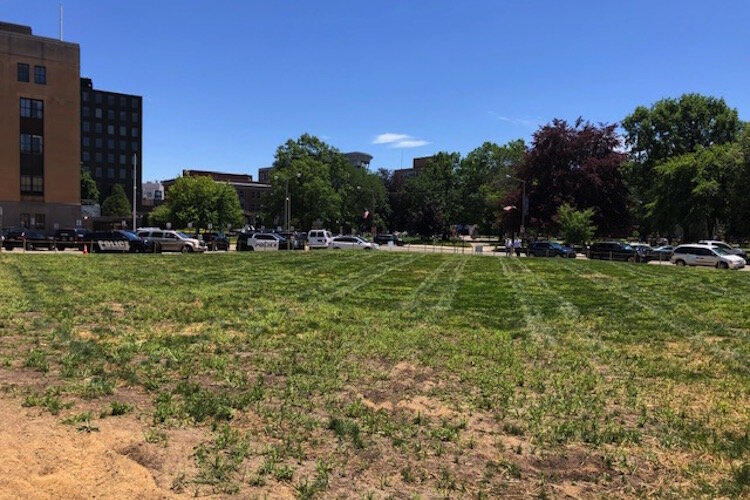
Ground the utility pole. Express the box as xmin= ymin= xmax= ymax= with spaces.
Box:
xmin=132 ymin=153 xmax=137 ymax=230
xmin=506 ymin=174 xmax=527 ymax=236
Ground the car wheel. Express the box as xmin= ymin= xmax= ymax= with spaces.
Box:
xmin=181 ymin=245 xmax=189 ymax=254
xmin=248 ymin=246 xmax=254 ymax=251
xmin=56 ymin=245 xmax=65 ymax=251
xmin=717 ymin=261 xmax=728 ymax=269
xmin=675 ymin=260 xmax=686 ymax=266
xmin=627 ymin=256 xmax=635 ymax=263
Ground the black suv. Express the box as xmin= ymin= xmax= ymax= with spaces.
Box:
xmin=54 ymin=228 xmax=89 ymax=251
xmin=200 ymin=231 xmax=230 ymax=251
xmin=527 ymin=241 xmax=576 ymax=258
xmin=82 ymin=230 xmax=160 ymax=253
xmin=588 ymin=242 xmax=637 ymax=262
xmin=3 ymin=228 xmax=55 ymax=251
xmin=374 ymin=233 xmax=405 ymax=246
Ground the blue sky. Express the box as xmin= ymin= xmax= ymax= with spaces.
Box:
xmin=3 ymin=1 xmax=750 ymax=181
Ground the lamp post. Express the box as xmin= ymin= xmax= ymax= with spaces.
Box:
xmin=275 ymin=172 xmax=301 ymax=232
xmin=506 ymin=174 xmax=526 ymax=235
xmin=132 ymin=153 xmax=137 ymax=231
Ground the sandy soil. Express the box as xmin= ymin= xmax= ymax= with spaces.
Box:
xmin=0 ymin=396 xmax=177 ymax=499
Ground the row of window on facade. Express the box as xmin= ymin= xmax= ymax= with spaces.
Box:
xmin=19 ymin=213 xmax=46 ymax=230
xmin=91 ymin=166 xmax=133 ymax=181
xmin=17 ymin=63 xmax=46 ymax=85
xmin=83 ymin=151 xmax=135 ymax=167
xmin=82 ymin=91 xmax=139 ymax=109
xmin=82 ymin=107 xmax=139 ymax=124
xmin=20 ymin=134 xmax=43 ymax=154
xmin=82 ymin=137 xmax=139 ymax=152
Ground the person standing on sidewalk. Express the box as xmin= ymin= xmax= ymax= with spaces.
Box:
xmin=505 ymin=237 xmax=512 ymax=257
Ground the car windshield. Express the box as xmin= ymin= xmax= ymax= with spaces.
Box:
xmin=549 ymin=243 xmax=564 ymax=250
xmin=621 ymin=244 xmax=633 ymax=250
xmin=118 ymin=231 xmax=139 ymax=241
xmin=712 ymin=246 xmax=731 ymax=256
xmin=177 ymin=232 xmax=190 ymax=239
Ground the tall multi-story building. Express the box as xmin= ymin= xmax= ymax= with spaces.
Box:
xmin=393 ymin=155 xmax=434 ymax=181
xmin=80 ymin=77 xmax=143 ymax=210
xmin=141 ymin=180 xmax=164 ymax=209
xmin=0 ymin=22 xmax=81 ymax=230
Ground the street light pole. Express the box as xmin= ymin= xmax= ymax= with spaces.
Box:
xmin=506 ymin=174 xmax=527 ymax=235
xmin=132 ymin=153 xmax=137 ymax=231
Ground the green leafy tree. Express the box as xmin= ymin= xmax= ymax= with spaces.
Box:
xmin=166 ymin=176 xmax=243 ymax=230
xmin=457 ymin=140 xmax=526 ymax=233
xmin=81 ymin=169 xmax=100 ymax=203
xmin=650 ymin=143 xmax=742 ymax=240
xmin=101 ymin=184 xmax=131 ymax=217
xmin=404 ymin=152 xmax=460 ymax=238
xmin=622 ymin=94 xmax=742 ymax=234
xmin=727 ymin=124 xmax=750 ymax=240
xmin=557 ymin=204 xmax=596 ymax=246
xmin=146 ymin=204 xmax=172 ymax=228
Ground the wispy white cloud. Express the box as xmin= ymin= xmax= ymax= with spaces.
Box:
xmin=487 ymin=111 xmax=537 ymax=127
xmin=372 ymin=132 xmax=429 ymax=148
xmin=373 ymin=133 xmax=411 ymax=144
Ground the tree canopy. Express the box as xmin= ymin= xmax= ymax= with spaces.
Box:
xmin=101 ymin=184 xmax=131 ymax=217
xmin=164 ymin=176 xmax=243 ymax=230
xmin=81 ymin=169 xmax=100 ymax=203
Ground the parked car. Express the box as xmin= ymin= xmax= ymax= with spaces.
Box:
xmin=236 ymin=232 xmax=281 ymax=251
xmin=54 ymin=228 xmax=88 ymax=251
xmin=653 ymin=245 xmax=674 ymax=259
xmin=698 ymin=240 xmax=747 ymax=260
xmin=628 ymin=243 xmax=660 ymax=263
xmin=588 ymin=241 xmax=638 ymax=262
xmin=374 ymin=233 xmax=405 ymax=246
xmin=275 ymin=231 xmax=305 ymax=250
xmin=136 ymin=229 xmax=206 ymax=253
xmin=83 ymin=230 xmax=160 ymax=253
xmin=200 ymin=231 xmax=230 ymax=251
xmin=307 ymin=229 xmax=334 ymax=249
xmin=2 ymin=228 xmax=55 ymax=251
xmin=330 ymin=235 xmax=379 ymax=250
xmin=527 ymin=241 xmax=576 ymax=258
xmin=671 ymin=244 xmax=745 ymax=269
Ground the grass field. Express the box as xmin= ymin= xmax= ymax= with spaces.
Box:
xmin=0 ymin=252 xmax=747 ymax=498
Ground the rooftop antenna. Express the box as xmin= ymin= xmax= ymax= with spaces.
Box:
xmin=59 ymin=3 xmax=63 ymax=41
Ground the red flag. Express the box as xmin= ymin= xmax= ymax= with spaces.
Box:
xmin=503 ymin=205 xmax=517 ymax=212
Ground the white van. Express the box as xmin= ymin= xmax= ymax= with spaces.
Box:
xmin=671 ymin=244 xmax=745 ymax=269
xmin=307 ymin=230 xmax=333 ymax=249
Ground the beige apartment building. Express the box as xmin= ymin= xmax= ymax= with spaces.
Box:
xmin=0 ymin=22 xmax=80 ymax=230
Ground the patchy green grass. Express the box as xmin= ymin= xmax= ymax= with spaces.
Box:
xmin=0 ymin=252 xmax=747 ymax=497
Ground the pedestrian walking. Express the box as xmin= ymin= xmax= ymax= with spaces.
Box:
xmin=514 ymin=237 xmax=522 ymax=257
xmin=505 ymin=237 xmax=512 ymax=257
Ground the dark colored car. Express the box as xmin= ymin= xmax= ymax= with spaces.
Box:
xmin=629 ymin=243 xmax=659 ymax=263
xmin=82 ymin=230 xmax=160 ymax=253
xmin=588 ymin=241 xmax=638 ymax=262
xmin=3 ymin=228 xmax=55 ymax=251
xmin=374 ymin=233 xmax=405 ymax=246
xmin=527 ymin=241 xmax=576 ymax=258
xmin=200 ymin=231 xmax=230 ymax=251
xmin=54 ymin=228 xmax=89 ymax=251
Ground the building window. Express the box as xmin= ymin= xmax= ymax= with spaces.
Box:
xmin=32 ymin=177 xmax=43 ymax=194
xmin=19 ymin=98 xmax=43 ymax=119
xmin=82 ymin=121 xmax=90 ymax=133
xmin=20 ymin=213 xmax=30 ymax=227
xmin=83 ymin=137 xmax=90 ymax=148
xmin=95 ymin=138 xmax=102 ymax=149
xmin=34 ymin=214 xmax=45 ymax=229
xmin=107 ymin=167 xmax=114 ymax=179
xmin=95 ymin=108 xmax=102 ymax=119
xmin=17 ymin=63 xmax=29 ymax=82
xmin=107 ymin=110 xmax=114 ymax=120
xmin=120 ymin=96 xmax=126 ymax=106
xmin=82 ymin=91 xmax=89 ymax=102
xmin=131 ymin=128 xmax=139 ymax=138
xmin=83 ymin=151 xmax=90 ymax=162
xmin=132 ymin=112 xmax=139 ymax=123
xmin=131 ymin=97 xmax=140 ymax=108
xmin=83 ymin=107 xmax=90 ymax=118
xmin=95 ymin=152 xmax=102 ymax=162
xmin=20 ymin=98 xmax=31 ymax=117
xmin=95 ymin=93 xmax=102 ymax=104
xmin=108 ymin=139 xmax=114 ymax=149
xmin=20 ymin=134 xmax=43 ymax=154
xmin=95 ymin=166 xmax=102 ymax=177
xmin=119 ymin=126 xmax=126 ymax=136
xmin=131 ymin=142 xmax=138 ymax=151
xmin=34 ymin=66 xmax=46 ymax=84
xmin=119 ymin=140 xmax=126 ymax=150
xmin=107 ymin=125 xmax=114 ymax=134
xmin=107 ymin=153 xmax=114 ymax=164
xmin=119 ymin=154 xmax=126 ymax=165
xmin=20 ymin=176 xmax=31 ymax=193
xmin=119 ymin=168 xmax=127 ymax=179
xmin=95 ymin=123 xmax=102 ymax=134
xmin=107 ymin=95 xmax=115 ymax=106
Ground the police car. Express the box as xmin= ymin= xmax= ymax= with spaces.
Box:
xmin=236 ymin=232 xmax=281 ymax=251
xmin=82 ymin=230 xmax=161 ymax=253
